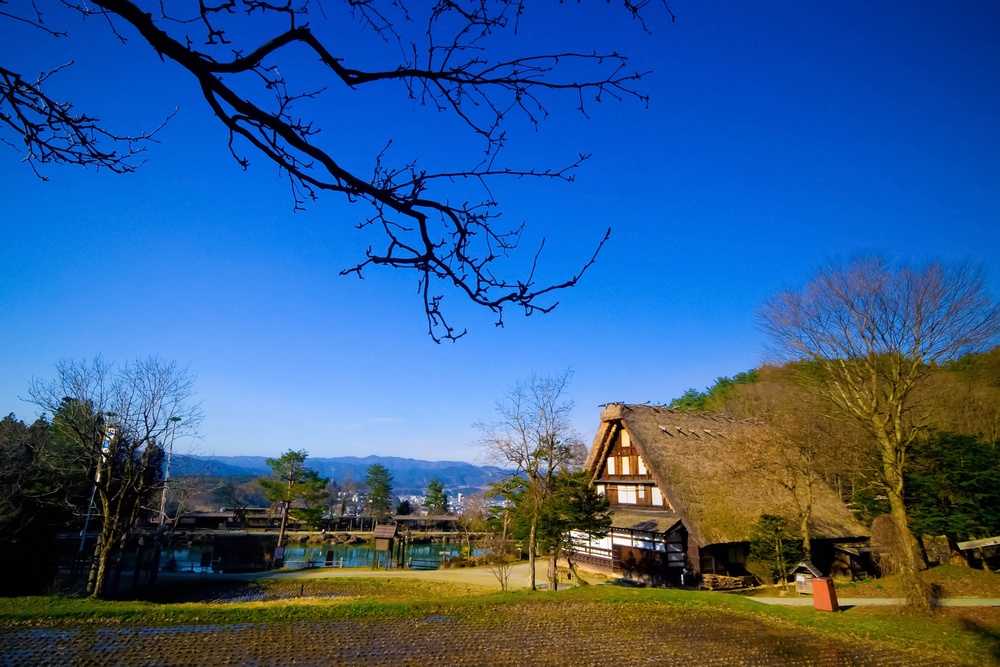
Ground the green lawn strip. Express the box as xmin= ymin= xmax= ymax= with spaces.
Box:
xmin=0 ymin=578 xmax=478 ymax=625
xmin=134 ymin=576 xmax=484 ymax=604
xmin=0 ymin=596 xmax=414 ymax=626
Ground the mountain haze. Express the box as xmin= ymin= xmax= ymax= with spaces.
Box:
xmin=172 ymin=454 xmax=511 ymax=496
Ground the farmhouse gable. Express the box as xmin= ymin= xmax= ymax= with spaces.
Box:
xmin=573 ymin=403 xmax=868 ymax=586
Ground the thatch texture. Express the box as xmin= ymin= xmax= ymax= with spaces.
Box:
xmin=588 ymin=404 xmax=868 ymax=547
xmin=611 ymin=510 xmax=682 ymax=534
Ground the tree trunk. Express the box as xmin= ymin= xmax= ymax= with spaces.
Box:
xmin=277 ymin=501 xmax=289 ymax=547
xmin=882 ymin=443 xmax=932 ymax=612
xmin=131 ymin=539 xmax=145 ymax=590
xmin=946 ymin=535 xmax=968 ymax=567
xmin=547 ymin=553 xmax=558 ymax=592
xmin=567 ymin=556 xmax=588 ymax=586
xmin=148 ymin=539 xmax=163 ymax=585
xmin=916 ymin=534 xmax=930 ymax=567
xmin=799 ymin=512 xmax=811 ymax=561
xmin=91 ymin=540 xmax=111 ymax=599
xmin=89 ymin=518 xmax=116 ymax=598
xmin=799 ymin=479 xmax=813 ymax=560
xmin=528 ymin=511 xmax=538 ymax=591
xmin=86 ymin=536 xmax=101 ymax=597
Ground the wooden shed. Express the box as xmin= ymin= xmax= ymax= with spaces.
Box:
xmin=793 ymin=560 xmax=824 ymax=594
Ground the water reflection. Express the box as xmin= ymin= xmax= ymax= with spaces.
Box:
xmin=164 ymin=542 xmax=470 ymax=572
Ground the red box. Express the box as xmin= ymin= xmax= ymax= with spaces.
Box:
xmin=812 ymin=577 xmax=839 ymax=612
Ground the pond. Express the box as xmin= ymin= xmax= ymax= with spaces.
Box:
xmin=163 ymin=541 xmax=473 ymax=573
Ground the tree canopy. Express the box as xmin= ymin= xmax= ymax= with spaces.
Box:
xmin=747 ymin=514 xmax=804 ymax=587
xmin=668 ymin=369 xmax=759 ymax=412
xmin=424 ymin=478 xmax=448 ymax=516
xmin=258 ymin=449 xmax=330 ymax=532
xmin=364 ymin=463 xmax=394 ymax=523
xmin=905 ymin=433 xmax=1000 ymax=543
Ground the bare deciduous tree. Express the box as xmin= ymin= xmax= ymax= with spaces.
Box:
xmin=1 ymin=1 xmax=673 ymax=341
xmin=758 ymin=257 xmax=1000 ymax=610
xmin=479 ymin=530 xmax=515 ymax=592
xmin=476 ymin=369 xmax=580 ymax=590
xmin=924 ymin=347 xmax=1000 ymax=444
xmin=27 ymin=356 xmax=202 ymax=598
xmin=730 ymin=375 xmax=869 ymax=559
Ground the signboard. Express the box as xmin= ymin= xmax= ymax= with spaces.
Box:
xmin=957 ymin=536 xmax=1000 ymax=551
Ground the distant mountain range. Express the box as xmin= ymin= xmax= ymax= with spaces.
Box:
xmin=171 ymin=454 xmax=512 ymax=497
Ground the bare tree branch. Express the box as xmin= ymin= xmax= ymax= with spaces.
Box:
xmin=2 ymin=0 xmax=668 ymax=340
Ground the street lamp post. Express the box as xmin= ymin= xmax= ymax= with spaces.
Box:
xmin=158 ymin=417 xmax=182 ymax=529
xmin=149 ymin=416 xmax=181 ymax=584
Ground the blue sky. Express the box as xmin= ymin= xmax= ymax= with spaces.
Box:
xmin=2 ymin=2 xmax=998 ymax=463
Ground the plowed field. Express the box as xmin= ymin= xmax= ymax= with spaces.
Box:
xmin=0 ymin=600 xmax=970 ymax=666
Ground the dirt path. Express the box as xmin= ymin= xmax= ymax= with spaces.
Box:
xmin=242 ymin=560 xmax=555 ymax=591
xmin=157 ymin=560 xmax=569 ymax=592
xmin=751 ymin=597 xmax=1000 ymax=607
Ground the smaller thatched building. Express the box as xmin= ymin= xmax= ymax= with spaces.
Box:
xmin=572 ymin=403 xmax=868 ymax=586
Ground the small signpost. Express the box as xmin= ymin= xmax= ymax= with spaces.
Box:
xmin=372 ymin=524 xmax=398 ymax=569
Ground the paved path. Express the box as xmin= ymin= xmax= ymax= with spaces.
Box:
xmin=159 ymin=560 xmax=562 ymax=591
xmin=164 ymin=566 xmax=1000 ymax=606
xmin=750 ymin=596 xmax=1000 ymax=607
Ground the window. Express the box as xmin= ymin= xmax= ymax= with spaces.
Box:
xmin=596 ymin=484 xmax=605 ymax=496
xmin=651 ymin=487 xmax=663 ymax=506
xmin=621 ymin=430 xmax=631 ymax=448
xmin=617 ymin=485 xmax=637 ymax=504
xmin=620 ymin=456 xmax=631 ymax=475
xmin=637 ymin=457 xmax=647 ymax=475
xmin=607 ymin=457 xmax=616 ymax=475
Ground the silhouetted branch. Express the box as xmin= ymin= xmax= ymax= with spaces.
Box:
xmin=2 ymin=0 xmax=670 ymax=340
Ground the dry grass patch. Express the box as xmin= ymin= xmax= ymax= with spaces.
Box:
xmin=838 ymin=565 xmax=1000 ymax=598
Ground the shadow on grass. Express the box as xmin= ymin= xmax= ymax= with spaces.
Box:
xmin=608 ymin=579 xmax=648 ymax=588
xmin=115 ymin=580 xmax=271 ymax=604
xmin=960 ymin=619 xmax=1000 ymax=662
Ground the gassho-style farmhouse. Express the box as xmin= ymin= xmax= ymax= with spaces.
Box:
xmin=570 ymin=403 xmax=871 ymax=587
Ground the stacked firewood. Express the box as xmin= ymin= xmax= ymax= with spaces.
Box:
xmin=701 ymin=574 xmax=753 ymax=590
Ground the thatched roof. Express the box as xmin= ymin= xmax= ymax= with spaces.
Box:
xmin=587 ymin=403 xmax=869 ymax=547
xmin=611 ymin=510 xmax=682 ymax=534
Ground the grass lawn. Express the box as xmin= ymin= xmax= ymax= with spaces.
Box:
xmin=2 ymin=577 xmax=999 ymax=665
